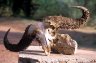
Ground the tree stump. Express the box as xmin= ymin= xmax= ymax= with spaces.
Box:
xmin=18 ymin=46 xmax=96 ymax=63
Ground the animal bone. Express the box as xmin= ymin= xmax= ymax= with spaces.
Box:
xmin=3 ymin=23 xmax=47 ymax=52
xmin=3 ymin=24 xmax=37 ymax=52
xmin=3 ymin=23 xmax=54 ymax=56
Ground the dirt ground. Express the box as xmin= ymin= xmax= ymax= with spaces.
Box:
xmin=0 ymin=18 xmax=96 ymax=63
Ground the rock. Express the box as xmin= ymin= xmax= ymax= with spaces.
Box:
xmin=18 ymin=46 xmax=96 ymax=63
xmin=51 ymin=34 xmax=78 ymax=55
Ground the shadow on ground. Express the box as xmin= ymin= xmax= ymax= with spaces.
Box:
xmin=58 ymin=30 xmax=96 ymax=48
xmin=19 ymin=57 xmax=39 ymax=63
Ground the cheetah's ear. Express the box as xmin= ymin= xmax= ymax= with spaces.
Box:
xmin=49 ymin=25 xmax=55 ymax=30
xmin=44 ymin=21 xmax=51 ymax=28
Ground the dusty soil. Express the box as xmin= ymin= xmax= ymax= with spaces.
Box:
xmin=0 ymin=18 xmax=96 ymax=63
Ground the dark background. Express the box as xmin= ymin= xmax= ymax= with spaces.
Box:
xmin=0 ymin=0 xmax=96 ymax=26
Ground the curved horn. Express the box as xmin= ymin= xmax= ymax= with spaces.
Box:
xmin=71 ymin=6 xmax=90 ymax=22
xmin=3 ymin=24 xmax=36 ymax=52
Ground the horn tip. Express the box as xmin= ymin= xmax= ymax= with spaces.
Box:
xmin=8 ymin=28 xmax=11 ymax=32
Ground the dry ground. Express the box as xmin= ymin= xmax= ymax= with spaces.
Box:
xmin=0 ymin=17 xmax=96 ymax=63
